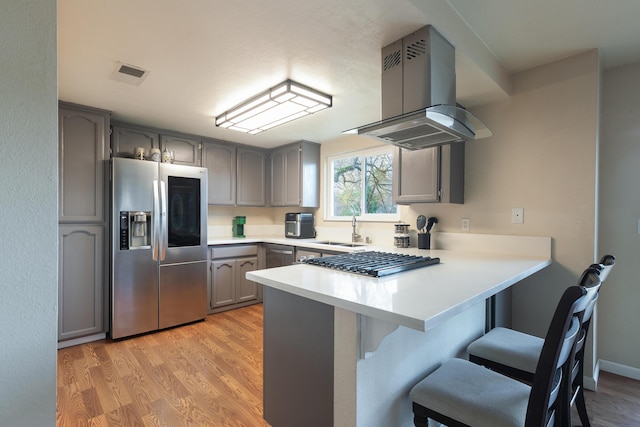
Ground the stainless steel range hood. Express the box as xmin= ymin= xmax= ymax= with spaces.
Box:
xmin=345 ymin=25 xmax=492 ymax=150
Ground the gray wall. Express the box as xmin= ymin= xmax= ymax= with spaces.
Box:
xmin=599 ymin=62 xmax=640 ymax=373
xmin=0 ymin=1 xmax=58 ymax=425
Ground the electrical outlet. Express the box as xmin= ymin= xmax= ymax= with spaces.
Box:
xmin=512 ymin=208 xmax=524 ymax=224
xmin=461 ymin=218 xmax=470 ymax=231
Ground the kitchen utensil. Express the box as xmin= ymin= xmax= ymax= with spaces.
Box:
xmin=417 ymin=215 xmax=427 ymax=233
xmin=426 ymin=217 xmax=438 ymax=233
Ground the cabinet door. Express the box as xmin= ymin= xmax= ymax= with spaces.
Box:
xmin=58 ymin=106 xmax=109 ymax=223
xmin=58 ymin=225 xmax=105 ymax=340
xmin=295 ymin=248 xmax=322 ymax=263
xmin=237 ymin=148 xmax=266 ymax=206
xmin=284 ymin=146 xmax=301 ymax=206
xmin=236 ymin=257 xmax=258 ymax=303
xmin=392 ymin=146 xmax=440 ymax=204
xmin=211 ymin=260 xmax=235 ymax=308
xmin=202 ymin=140 xmax=236 ymax=205
xmin=270 ymin=149 xmax=285 ymax=206
xmin=160 ymin=133 xmax=202 ymax=166
xmin=111 ymin=124 xmax=159 ymax=158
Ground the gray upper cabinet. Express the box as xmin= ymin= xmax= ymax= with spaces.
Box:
xmin=270 ymin=141 xmax=320 ymax=208
xmin=58 ymin=104 xmax=110 ymax=223
xmin=160 ymin=133 xmax=202 ymax=166
xmin=284 ymin=146 xmax=302 ymax=206
xmin=203 ymin=141 xmax=266 ymax=207
xmin=111 ymin=123 xmax=159 ymax=159
xmin=392 ymin=141 xmax=465 ymax=204
xmin=237 ymin=147 xmax=266 ymax=206
xmin=270 ymin=149 xmax=285 ymax=205
xmin=112 ymin=122 xmax=201 ymax=166
xmin=202 ymin=139 xmax=236 ymax=205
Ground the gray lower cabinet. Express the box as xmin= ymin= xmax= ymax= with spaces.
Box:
xmin=263 ymin=287 xmax=334 ymax=427
xmin=58 ymin=225 xmax=105 ymax=341
xmin=209 ymin=245 xmax=260 ymax=313
xmin=270 ymin=140 xmax=320 ymax=207
xmin=392 ymin=142 xmax=465 ymax=204
xmin=58 ymin=102 xmax=110 ymax=345
xmin=295 ymin=247 xmax=322 ymax=262
xmin=237 ymin=147 xmax=266 ymax=206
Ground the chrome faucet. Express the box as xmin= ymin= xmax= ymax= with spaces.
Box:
xmin=352 ymin=215 xmax=361 ymax=243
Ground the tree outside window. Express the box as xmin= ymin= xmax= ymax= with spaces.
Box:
xmin=328 ymin=147 xmax=397 ymax=220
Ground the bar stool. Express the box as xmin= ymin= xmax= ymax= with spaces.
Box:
xmin=466 ymin=255 xmax=614 ymax=427
xmin=409 ymin=269 xmax=601 ymax=427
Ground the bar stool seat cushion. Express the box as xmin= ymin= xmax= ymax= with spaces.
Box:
xmin=409 ymin=358 xmax=531 ymax=427
xmin=467 ymin=327 xmax=543 ymax=374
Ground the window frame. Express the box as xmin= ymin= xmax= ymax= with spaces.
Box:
xmin=324 ymin=145 xmax=399 ymax=222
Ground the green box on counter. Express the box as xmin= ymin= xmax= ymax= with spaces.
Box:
xmin=232 ymin=216 xmax=246 ymax=237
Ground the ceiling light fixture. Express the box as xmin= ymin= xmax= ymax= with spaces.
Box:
xmin=215 ymin=79 xmax=332 ymax=135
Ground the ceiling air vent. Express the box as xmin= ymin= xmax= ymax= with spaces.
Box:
xmin=111 ymin=62 xmax=149 ymax=86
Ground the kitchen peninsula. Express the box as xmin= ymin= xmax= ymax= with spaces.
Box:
xmin=247 ymin=233 xmax=551 ymax=427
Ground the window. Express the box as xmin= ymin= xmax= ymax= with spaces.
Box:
xmin=326 ymin=146 xmax=398 ymax=221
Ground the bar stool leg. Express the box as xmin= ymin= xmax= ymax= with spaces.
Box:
xmin=575 ymin=388 xmax=591 ymax=427
xmin=412 ymin=402 xmax=430 ymax=427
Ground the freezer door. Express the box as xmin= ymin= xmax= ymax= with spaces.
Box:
xmin=159 ymin=260 xmax=207 ymax=329
xmin=111 ymin=158 xmax=159 ymax=339
xmin=159 ymin=163 xmax=208 ymax=264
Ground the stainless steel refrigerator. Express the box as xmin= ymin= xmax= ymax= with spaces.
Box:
xmin=111 ymin=157 xmax=208 ymax=339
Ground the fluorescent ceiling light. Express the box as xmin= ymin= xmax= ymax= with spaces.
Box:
xmin=215 ymin=80 xmax=332 ymax=134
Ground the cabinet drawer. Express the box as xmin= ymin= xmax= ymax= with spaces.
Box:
xmin=211 ymin=244 xmax=258 ymax=259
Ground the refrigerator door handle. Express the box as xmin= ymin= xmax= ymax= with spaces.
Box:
xmin=160 ymin=180 xmax=167 ymax=261
xmin=152 ymin=179 xmax=160 ymax=261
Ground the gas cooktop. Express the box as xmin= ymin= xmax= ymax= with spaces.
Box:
xmin=302 ymin=251 xmax=440 ymax=277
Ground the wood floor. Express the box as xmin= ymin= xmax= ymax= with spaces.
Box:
xmin=57 ymin=303 xmax=640 ymax=426
xmin=578 ymin=371 xmax=640 ymax=427
xmin=56 ymin=304 xmax=268 ymax=427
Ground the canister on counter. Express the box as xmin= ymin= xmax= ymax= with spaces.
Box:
xmin=394 ymin=222 xmax=410 ymax=248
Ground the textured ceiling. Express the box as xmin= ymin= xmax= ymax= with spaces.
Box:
xmin=58 ymin=0 xmax=640 ymax=149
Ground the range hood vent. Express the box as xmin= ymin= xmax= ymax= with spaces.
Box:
xmin=352 ymin=104 xmax=492 ymax=150
xmin=346 ymin=25 xmax=492 ymax=150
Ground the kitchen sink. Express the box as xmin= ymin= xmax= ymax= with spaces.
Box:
xmin=310 ymin=241 xmax=367 ymax=247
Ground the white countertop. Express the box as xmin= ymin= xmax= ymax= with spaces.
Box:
xmin=247 ymin=248 xmax=551 ymax=332
xmin=208 ymin=235 xmax=374 ymax=253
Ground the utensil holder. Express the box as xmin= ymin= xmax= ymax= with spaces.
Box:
xmin=418 ymin=233 xmax=430 ymax=249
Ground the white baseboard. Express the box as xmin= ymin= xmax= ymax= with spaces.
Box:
xmin=598 ymin=359 xmax=640 ymax=381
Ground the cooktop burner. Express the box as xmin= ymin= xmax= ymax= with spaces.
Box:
xmin=302 ymin=251 xmax=440 ymax=277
